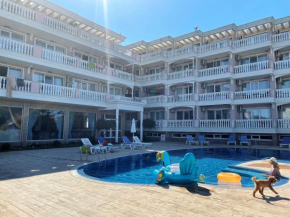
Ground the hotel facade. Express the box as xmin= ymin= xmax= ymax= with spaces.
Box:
xmin=0 ymin=0 xmax=290 ymax=146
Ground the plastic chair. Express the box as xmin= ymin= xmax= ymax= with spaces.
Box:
xmin=240 ymin=136 xmax=251 ymax=146
xmin=198 ymin=135 xmax=210 ymax=145
xmin=186 ymin=135 xmax=198 ymax=145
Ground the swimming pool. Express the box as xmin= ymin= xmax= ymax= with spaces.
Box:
xmin=77 ymin=148 xmax=290 ymax=187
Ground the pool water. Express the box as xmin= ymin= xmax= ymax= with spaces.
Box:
xmin=77 ymin=148 xmax=290 ymax=187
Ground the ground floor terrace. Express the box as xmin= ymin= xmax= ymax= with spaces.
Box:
xmin=0 ymin=143 xmax=290 ymax=217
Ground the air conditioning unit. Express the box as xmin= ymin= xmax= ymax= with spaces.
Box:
xmin=170 ymin=109 xmax=176 ymax=113
xmin=171 ymin=64 xmax=176 ymax=70
xmin=237 ymin=106 xmax=242 ymax=112
xmin=235 ymin=54 xmax=241 ymax=61
xmin=201 ymin=83 xmax=207 ymax=89
xmin=278 ymin=106 xmax=285 ymax=111
xmin=275 ymin=50 xmax=280 ymax=57
xmin=278 ymin=77 xmax=283 ymax=84
xmin=236 ymin=79 xmax=242 ymax=86
xmin=201 ymin=107 xmax=206 ymax=112
xmin=171 ymin=86 xmax=175 ymax=91
xmin=201 ymin=59 xmax=207 ymax=65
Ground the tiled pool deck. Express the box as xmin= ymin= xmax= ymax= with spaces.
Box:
xmin=1 ymin=142 xmax=290 ymax=217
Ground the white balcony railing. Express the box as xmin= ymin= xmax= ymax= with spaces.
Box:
xmin=0 ymin=0 xmax=35 ymax=20
xmin=234 ymin=61 xmax=269 ymax=74
xmin=198 ymin=40 xmax=229 ymax=53
xmin=276 ymin=89 xmax=290 ymax=98
xmin=168 ymin=69 xmax=194 ymax=80
xmin=167 ymin=120 xmax=194 ymax=128
xmin=15 ymin=80 xmax=31 ymax=92
xmin=199 ymin=91 xmax=229 ymax=101
xmin=155 ymin=120 xmax=168 ymax=128
xmin=274 ymin=60 xmax=290 ymax=70
xmin=79 ymin=60 xmax=106 ymax=74
xmin=168 ymin=94 xmax=194 ymax=102
xmin=135 ymin=73 xmax=166 ymax=83
xmin=233 ymin=33 xmax=269 ymax=48
xmin=44 ymin=16 xmax=78 ymax=36
xmin=112 ymin=69 xmax=132 ymax=81
xmin=272 ymin=32 xmax=290 ymax=43
xmin=145 ymin=95 xmax=167 ymax=104
xmin=199 ymin=65 xmax=229 ymax=77
xmin=236 ymin=119 xmax=272 ymax=128
xmin=0 ymin=37 xmax=34 ymax=56
xmin=168 ymin=45 xmax=197 ymax=57
xmin=41 ymin=49 xmax=78 ymax=67
xmin=200 ymin=120 xmax=230 ymax=128
xmin=0 ymin=76 xmax=7 ymax=89
xmin=234 ymin=89 xmax=270 ymax=100
xmin=278 ymin=119 xmax=290 ymax=129
xmin=137 ymin=50 xmax=166 ymax=61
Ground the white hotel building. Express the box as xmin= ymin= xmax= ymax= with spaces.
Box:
xmin=0 ymin=0 xmax=290 ymax=146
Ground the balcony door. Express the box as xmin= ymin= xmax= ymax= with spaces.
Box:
xmin=242 ymin=108 xmax=271 ymax=119
xmin=207 ymin=109 xmax=229 ymax=120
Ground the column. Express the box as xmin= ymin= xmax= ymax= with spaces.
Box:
xmin=115 ymin=109 xmax=119 ymax=143
xmin=271 ymin=103 xmax=278 ymax=128
xmin=140 ymin=110 xmax=144 ymax=141
xmin=107 ymin=82 xmax=110 ymax=94
xmin=131 ymin=87 xmax=134 ymax=100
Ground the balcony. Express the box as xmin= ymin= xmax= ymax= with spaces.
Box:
xmin=276 ymin=89 xmax=290 ymax=98
xmin=167 ymin=120 xmax=194 ymax=128
xmin=112 ymin=69 xmax=133 ymax=81
xmin=145 ymin=95 xmax=167 ymax=104
xmin=41 ymin=49 xmax=78 ymax=67
xmin=199 ymin=65 xmax=229 ymax=77
xmin=199 ymin=91 xmax=229 ymax=102
xmin=274 ymin=60 xmax=290 ymax=70
xmin=135 ymin=73 xmax=166 ymax=83
xmin=234 ymin=61 xmax=270 ymax=74
xmin=0 ymin=0 xmax=133 ymax=58
xmin=200 ymin=120 xmax=230 ymax=128
xmin=167 ymin=93 xmax=194 ymax=103
xmin=198 ymin=40 xmax=229 ymax=53
xmin=236 ymin=119 xmax=272 ymax=128
xmin=232 ymin=33 xmax=269 ymax=48
xmin=167 ymin=45 xmax=197 ymax=57
xmin=0 ymin=76 xmax=107 ymax=103
xmin=168 ymin=69 xmax=194 ymax=80
xmin=107 ymin=95 xmax=145 ymax=104
xmin=278 ymin=119 xmax=290 ymax=129
xmin=136 ymin=50 xmax=166 ymax=62
xmin=234 ymin=89 xmax=271 ymax=100
xmin=0 ymin=37 xmax=34 ymax=56
xmin=272 ymin=32 xmax=290 ymax=43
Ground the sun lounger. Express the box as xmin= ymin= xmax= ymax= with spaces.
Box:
xmin=240 ymin=136 xmax=251 ymax=146
xmin=133 ymin=136 xmax=152 ymax=148
xmin=186 ymin=135 xmax=199 ymax=145
xmin=227 ymin=135 xmax=237 ymax=146
xmin=198 ymin=135 xmax=210 ymax=145
xmin=81 ymin=138 xmax=107 ymax=154
xmin=280 ymin=137 xmax=290 ymax=148
xmin=97 ymin=137 xmax=119 ymax=152
xmin=121 ymin=136 xmax=143 ymax=150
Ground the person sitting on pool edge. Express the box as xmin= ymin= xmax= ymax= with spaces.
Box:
xmin=263 ymin=157 xmax=281 ymax=179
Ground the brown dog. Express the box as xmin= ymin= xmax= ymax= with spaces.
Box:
xmin=252 ymin=176 xmax=278 ymax=197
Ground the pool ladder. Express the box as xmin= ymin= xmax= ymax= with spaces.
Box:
xmin=80 ymin=148 xmax=107 ymax=165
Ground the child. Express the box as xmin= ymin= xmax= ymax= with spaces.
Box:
xmin=265 ymin=157 xmax=281 ymax=179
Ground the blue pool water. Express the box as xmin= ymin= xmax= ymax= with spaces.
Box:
xmin=78 ymin=148 xmax=290 ymax=187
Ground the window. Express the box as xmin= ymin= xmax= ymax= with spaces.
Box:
xmin=279 ymin=53 xmax=290 ymax=61
xmin=176 ymin=110 xmax=193 ymax=120
xmin=149 ymin=66 xmax=164 ymax=74
xmin=28 ymin=109 xmax=64 ymax=140
xmin=176 ymin=86 xmax=193 ymax=95
xmin=33 ymin=72 xmax=63 ymax=86
xmin=242 ymin=80 xmax=269 ymax=91
xmin=175 ymin=63 xmax=193 ymax=72
xmin=110 ymin=87 xmax=122 ymax=95
xmin=69 ymin=112 xmax=95 ymax=139
xmin=109 ymin=62 xmax=123 ymax=70
xmin=150 ymin=111 xmax=164 ymax=120
xmin=282 ymin=107 xmax=290 ymax=119
xmin=0 ymin=29 xmax=24 ymax=42
xmin=243 ymin=108 xmax=271 ymax=119
xmin=0 ymin=107 xmax=22 ymax=142
xmin=74 ymin=52 xmax=98 ymax=63
xmin=206 ymin=83 xmax=229 ymax=93
xmin=241 ymin=54 xmax=268 ymax=65
xmin=71 ymin=79 xmax=97 ymax=91
xmin=207 ymin=109 xmax=229 ymax=119
xmin=134 ymin=69 xmax=140 ymax=76
xmin=35 ymin=39 xmax=65 ymax=54
xmin=281 ymin=79 xmax=290 ymax=89
xmin=126 ymin=112 xmax=138 ymax=121
xmin=206 ymin=59 xmax=228 ymax=68
xmin=0 ymin=65 xmax=23 ymax=78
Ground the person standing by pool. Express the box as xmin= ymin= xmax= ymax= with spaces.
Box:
xmin=266 ymin=157 xmax=281 ymax=179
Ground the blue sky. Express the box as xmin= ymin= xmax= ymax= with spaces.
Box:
xmin=50 ymin=0 xmax=290 ymax=45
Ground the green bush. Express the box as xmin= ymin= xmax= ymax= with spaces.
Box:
xmin=1 ymin=143 xmax=11 ymax=152
xmin=52 ymin=140 xmax=61 ymax=148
